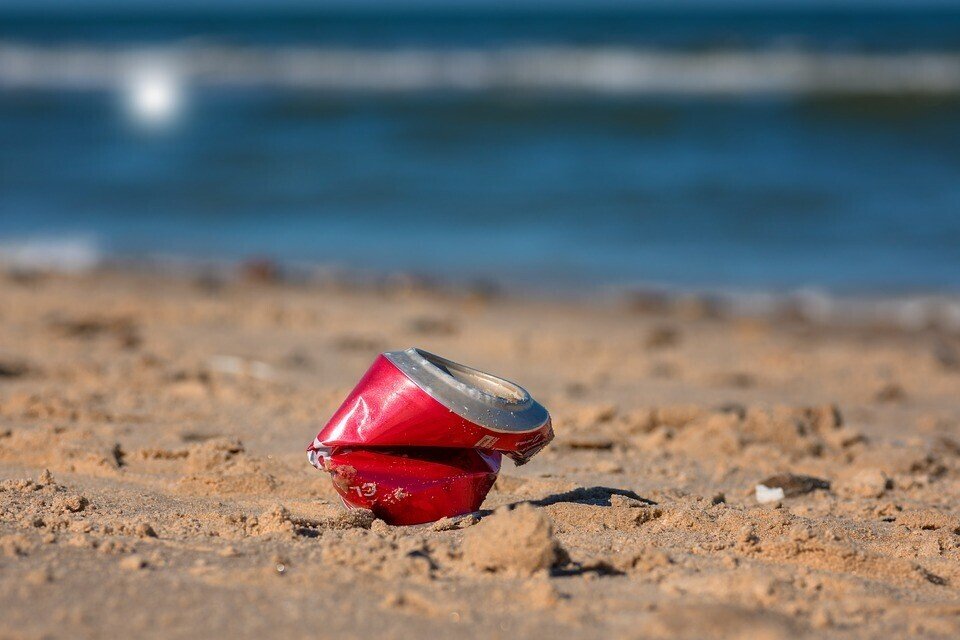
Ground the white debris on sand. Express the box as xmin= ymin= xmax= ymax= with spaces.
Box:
xmin=755 ymin=484 xmax=786 ymax=504
xmin=207 ymin=355 xmax=275 ymax=381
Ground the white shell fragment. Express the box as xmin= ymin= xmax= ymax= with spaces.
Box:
xmin=755 ymin=484 xmax=786 ymax=504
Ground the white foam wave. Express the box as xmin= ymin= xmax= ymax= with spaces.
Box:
xmin=2 ymin=44 xmax=960 ymax=95
xmin=0 ymin=236 xmax=101 ymax=273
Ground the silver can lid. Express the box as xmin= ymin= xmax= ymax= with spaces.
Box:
xmin=384 ymin=348 xmax=550 ymax=434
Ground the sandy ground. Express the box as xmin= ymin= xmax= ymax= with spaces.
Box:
xmin=1 ymin=270 xmax=960 ymax=639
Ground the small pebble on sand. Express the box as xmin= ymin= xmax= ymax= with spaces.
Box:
xmin=756 ymin=474 xmax=830 ymax=503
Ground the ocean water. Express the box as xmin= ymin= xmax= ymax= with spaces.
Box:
xmin=1 ymin=6 xmax=960 ymax=293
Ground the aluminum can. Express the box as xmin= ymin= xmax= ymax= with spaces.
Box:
xmin=308 ymin=348 xmax=553 ymax=525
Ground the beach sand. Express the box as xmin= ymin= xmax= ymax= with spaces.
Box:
xmin=1 ymin=270 xmax=959 ymax=639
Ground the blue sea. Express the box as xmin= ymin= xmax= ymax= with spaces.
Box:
xmin=2 ymin=6 xmax=960 ymax=293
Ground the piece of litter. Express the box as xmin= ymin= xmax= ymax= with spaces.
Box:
xmin=306 ymin=348 xmax=554 ymax=525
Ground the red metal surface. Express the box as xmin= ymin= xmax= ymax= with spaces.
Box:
xmin=307 ymin=353 xmax=553 ymax=525
xmin=316 ymin=355 xmax=552 ymax=461
xmin=325 ymin=447 xmax=501 ymax=525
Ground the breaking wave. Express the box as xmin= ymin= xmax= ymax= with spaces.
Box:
xmin=3 ymin=43 xmax=960 ymax=96
xmin=0 ymin=236 xmax=101 ymax=273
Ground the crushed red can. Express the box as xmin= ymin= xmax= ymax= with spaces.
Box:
xmin=307 ymin=348 xmax=553 ymax=525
